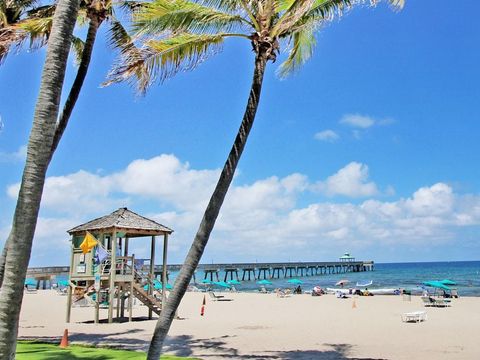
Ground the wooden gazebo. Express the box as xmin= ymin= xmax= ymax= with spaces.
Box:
xmin=66 ymin=207 xmax=173 ymax=323
xmin=339 ymin=252 xmax=355 ymax=262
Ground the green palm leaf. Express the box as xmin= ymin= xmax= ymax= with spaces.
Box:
xmin=200 ymin=0 xmax=244 ymax=12
xmin=106 ymin=32 xmax=230 ymax=93
xmin=133 ymin=0 xmax=249 ymax=36
xmin=17 ymin=16 xmax=53 ymax=49
xmin=71 ymin=35 xmax=85 ymax=65
xmin=277 ymin=24 xmax=316 ymax=78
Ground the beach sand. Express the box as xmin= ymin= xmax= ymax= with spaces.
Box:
xmin=19 ymin=290 xmax=480 ymax=359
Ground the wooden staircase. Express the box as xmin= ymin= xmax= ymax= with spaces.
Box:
xmin=96 ymin=247 xmax=164 ymax=316
xmin=132 ymin=273 xmax=163 ymax=315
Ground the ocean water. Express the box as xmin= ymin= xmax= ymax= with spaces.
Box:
xmin=178 ymin=261 xmax=480 ymax=296
xmin=49 ymin=261 xmax=480 ymax=296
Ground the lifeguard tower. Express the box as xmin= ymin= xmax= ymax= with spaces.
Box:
xmin=66 ymin=207 xmax=173 ymax=323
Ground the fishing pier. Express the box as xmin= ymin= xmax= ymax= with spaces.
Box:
xmin=27 ymin=260 xmax=374 ymax=285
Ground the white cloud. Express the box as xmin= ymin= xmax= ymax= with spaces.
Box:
xmin=314 ymin=130 xmax=339 ymax=142
xmin=314 ymin=162 xmax=379 ymax=197
xmin=339 ymin=114 xmax=395 ymax=130
xmin=0 ymin=145 xmax=27 ymax=163
xmin=115 ymin=154 xmax=220 ymax=211
xmin=340 ymin=114 xmax=376 ymax=128
xmin=6 ymin=154 xmax=480 ymax=265
xmin=405 ymin=183 xmax=454 ymax=216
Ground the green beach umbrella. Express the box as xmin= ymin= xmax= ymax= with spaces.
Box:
xmin=287 ymin=279 xmax=303 ymax=285
xmin=214 ymin=281 xmax=231 ymax=288
xmin=57 ymin=280 xmax=69 ymax=287
xmin=227 ymin=280 xmax=241 ymax=285
xmin=440 ymin=279 xmax=456 ymax=286
xmin=24 ymin=279 xmax=36 ymax=287
xmin=161 ymin=283 xmax=173 ymax=290
xmin=423 ymin=281 xmax=451 ymax=291
xmin=154 ymin=280 xmax=173 ymax=290
xmin=257 ymin=279 xmax=272 ymax=286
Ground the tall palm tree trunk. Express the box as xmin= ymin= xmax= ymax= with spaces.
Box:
xmin=0 ymin=15 xmax=100 ymax=288
xmin=50 ymin=14 xmax=101 ymax=156
xmin=147 ymin=53 xmax=268 ymax=359
xmin=0 ymin=0 xmax=79 ymax=357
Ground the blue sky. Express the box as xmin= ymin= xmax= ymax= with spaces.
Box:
xmin=1 ymin=0 xmax=480 ymax=266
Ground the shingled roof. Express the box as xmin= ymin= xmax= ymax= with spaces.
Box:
xmin=68 ymin=208 xmax=173 ymax=237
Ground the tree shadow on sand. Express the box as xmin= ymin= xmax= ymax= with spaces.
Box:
xmin=163 ymin=335 xmax=387 ymax=359
xmin=21 ymin=333 xmax=387 ymax=359
xmin=20 ymin=328 xmax=147 ymax=351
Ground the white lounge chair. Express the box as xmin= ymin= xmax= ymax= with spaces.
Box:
xmin=433 ymin=298 xmax=451 ymax=307
xmin=402 ymin=311 xmax=427 ymax=323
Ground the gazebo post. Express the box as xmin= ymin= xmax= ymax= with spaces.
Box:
xmin=108 ymin=227 xmax=117 ymax=323
xmin=121 ymin=236 xmax=129 ymax=318
xmin=95 ymin=288 xmax=100 ymax=324
xmin=116 ymin=285 xmax=121 ymax=319
xmin=161 ymin=233 xmax=169 ymax=308
xmin=148 ymin=235 xmax=155 ymax=319
xmin=124 ymin=237 xmax=129 ymax=256
xmin=66 ymin=236 xmax=74 ymax=323
xmin=129 ymin=254 xmax=134 ymax=322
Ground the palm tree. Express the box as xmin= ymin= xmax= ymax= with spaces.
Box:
xmin=0 ymin=0 xmax=135 ymax=287
xmin=0 ymin=0 xmax=80 ymax=356
xmin=107 ymin=1 xmax=404 ymax=357
xmin=0 ymin=0 xmax=43 ymax=62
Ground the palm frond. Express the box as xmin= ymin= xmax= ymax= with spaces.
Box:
xmin=17 ymin=15 xmax=52 ymax=49
xmin=199 ymin=0 xmax=243 ymax=12
xmin=281 ymin=0 xmax=404 ymax=37
xmin=277 ymin=24 xmax=316 ymax=78
xmin=75 ymin=8 xmax=89 ymax=27
xmin=71 ymin=35 xmax=85 ymax=65
xmin=272 ymin=0 xmax=315 ymax=37
xmin=109 ymin=18 xmax=137 ymax=56
xmin=106 ymin=32 xmax=231 ymax=93
xmin=0 ymin=26 xmax=25 ymax=63
xmin=133 ymin=0 xmax=249 ymax=36
xmin=119 ymin=0 xmax=144 ymax=12
xmin=275 ymin=0 xmax=297 ymax=13
xmin=25 ymin=4 xmax=56 ymax=18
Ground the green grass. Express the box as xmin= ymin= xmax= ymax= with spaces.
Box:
xmin=16 ymin=341 xmax=198 ymax=359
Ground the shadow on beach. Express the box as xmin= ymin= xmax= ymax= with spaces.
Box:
xmin=81 ymin=316 xmax=156 ymax=324
xmin=20 ymin=333 xmax=387 ymax=359
xmin=20 ymin=328 xmax=148 ymax=351
xmin=164 ymin=335 xmax=387 ymax=360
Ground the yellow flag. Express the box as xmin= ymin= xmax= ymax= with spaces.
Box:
xmin=80 ymin=231 xmax=98 ymax=254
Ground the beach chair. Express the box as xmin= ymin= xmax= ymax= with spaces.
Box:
xmin=421 ymin=296 xmax=434 ymax=307
xmin=275 ymin=289 xmax=291 ymax=298
xmin=402 ymin=311 xmax=427 ymax=323
xmin=208 ymin=291 xmax=233 ymax=301
xmin=259 ymin=286 xmax=269 ymax=294
xmin=433 ymin=298 xmax=451 ymax=307
xmin=450 ymin=289 xmax=459 ymax=298
xmin=24 ymin=286 xmax=38 ymax=294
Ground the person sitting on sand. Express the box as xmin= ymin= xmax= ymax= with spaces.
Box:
xmin=363 ymin=288 xmax=370 ymax=296
xmin=294 ymin=285 xmax=302 ymax=294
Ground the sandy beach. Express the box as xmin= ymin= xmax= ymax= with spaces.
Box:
xmin=19 ymin=290 xmax=480 ymax=359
